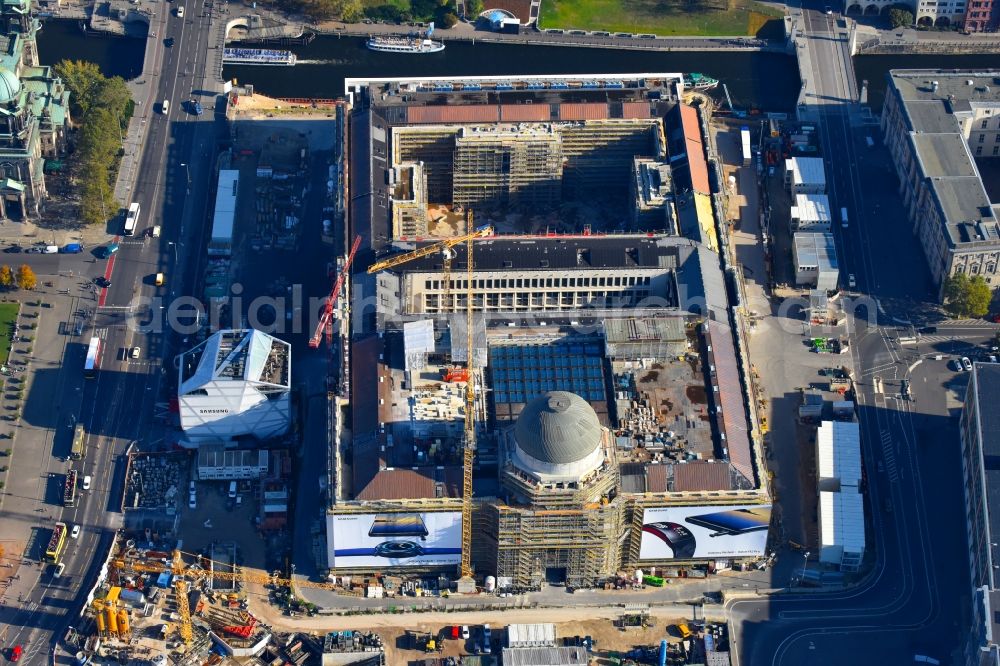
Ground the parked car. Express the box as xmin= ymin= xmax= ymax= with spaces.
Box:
xmin=175 ymin=6 xmax=184 ymax=16
xmin=189 ymin=492 xmax=196 ymax=509
xmin=3 ymin=244 xmax=21 ymax=253
xmin=130 ymin=346 xmax=141 ymax=359
xmin=962 ymin=356 xmax=973 ymax=372
xmin=95 ymin=277 xmax=111 ymax=288
xmin=60 ymin=243 xmax=83 ymax=254
xmin=847 ymin=274 xmax=856 ymax=289
xmin=10 ymin=645 xmax=22 ymax=662
xmin=461 ymin=626 xmax=470 ymax=640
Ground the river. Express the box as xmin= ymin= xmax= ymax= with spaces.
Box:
xmin=34 ymin=18 xmax=1000 ymax=111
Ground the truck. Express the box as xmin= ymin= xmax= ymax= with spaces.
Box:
xmin=642 ymin=575 xmax=665 ymax=587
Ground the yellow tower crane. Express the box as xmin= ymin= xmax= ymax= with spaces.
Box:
xmin=367 ymin=222 xmax=492 ymax=583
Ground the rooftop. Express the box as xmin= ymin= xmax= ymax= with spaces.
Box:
xmin=793 ymin=232 xmax=839 ymax=271
xmin=817 ymin=420 xmax=861 ymax=488
xmin=786 ymin=156 xmax=826 ymax=187
xmin=888 ymin=70 xmax=1000 ymax=249
xmin=374 ymin=235 xmax=681 ymax=273
xmin=819 ymin=489 xmax=866 ymax=554
xmin=791 ymin=193 xmax=832 ymax=223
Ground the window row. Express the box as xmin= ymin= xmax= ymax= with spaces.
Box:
xmin=423 ymin=275 xmax=654 ymax=290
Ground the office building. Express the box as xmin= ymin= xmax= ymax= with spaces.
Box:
xmin=882 ymin=70 xmax=1000 ymax=299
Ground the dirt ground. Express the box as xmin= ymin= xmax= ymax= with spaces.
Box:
xmin=242 ymin=597 xmax=713 ymax=665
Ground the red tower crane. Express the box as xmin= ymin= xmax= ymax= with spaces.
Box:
xmin=309 ymin=235 xmax=361 ymax=349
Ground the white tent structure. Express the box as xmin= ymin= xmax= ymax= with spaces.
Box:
xmin=178 ymin=329 xmax=291 ymax=442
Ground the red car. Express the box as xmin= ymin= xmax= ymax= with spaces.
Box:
xmin=450 ymin=626 xmax=460 ymax=640
xmin=10 ymin=645 xmax=22 ymax=662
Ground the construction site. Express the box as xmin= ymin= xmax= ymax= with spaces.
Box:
xmin=324 ymin=73 xmax=772 ymax=596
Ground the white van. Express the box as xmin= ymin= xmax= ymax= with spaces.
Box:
xmin=840 ymin=207 xmax=849 ymax=228
xmin=43 ymin=245 xmax=59 ymax=254
xmin=228 ymin=481 xmax=237 ymax=498
xmin=161 ymin=99 xmax=170 ymax=114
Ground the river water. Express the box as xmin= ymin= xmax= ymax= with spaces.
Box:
xmin=34 ymin=18 xmax=1000 ymax=111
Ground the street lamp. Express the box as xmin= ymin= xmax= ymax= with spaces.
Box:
xmin=801 ymin=551 xmax=810 ymax=583
xmin=180 ymin=162 xmax=192 ymax=193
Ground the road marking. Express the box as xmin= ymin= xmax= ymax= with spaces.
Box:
xmin=880 ymin=429 xmax=899 ymax=482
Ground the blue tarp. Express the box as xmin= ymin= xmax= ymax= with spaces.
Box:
xmin=156 ymin=571 xmax=173 ymax=588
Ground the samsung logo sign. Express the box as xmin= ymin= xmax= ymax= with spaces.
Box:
xmin=198 ymin=408 xmax=231 ymax=415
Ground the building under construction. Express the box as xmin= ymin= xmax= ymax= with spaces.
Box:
xmin=335 ymin=74 xmax=770 ymax=590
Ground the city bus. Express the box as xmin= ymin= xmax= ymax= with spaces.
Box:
xmin=70 ymin=423 xmax=86 ymax=461
xmin=63 ymin=469 xmax=77 ymax=507
xmin=123 ymin=202 xmax=140 ymax=236
xmin=45 ymin=522 xmax=67 ymax=563
xmin=84 ymin=336 xmax=101 ymax=378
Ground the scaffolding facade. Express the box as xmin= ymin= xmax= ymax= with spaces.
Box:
xmin=394 ymin=126 xmax=460 ymax=202
xmin=492 ymin=501 xmax=624 ymax=589
xmin=452 ymin=129 xmax=564 ymax=209
xmin=560 ymin=121 xmax=662 ymax=199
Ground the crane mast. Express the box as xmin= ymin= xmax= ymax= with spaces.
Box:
xmin=366 ymin=221 xmax=491 ymax=584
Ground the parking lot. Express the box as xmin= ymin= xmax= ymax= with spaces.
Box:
xmin=177 ymin=476 xmax=271 ymax=570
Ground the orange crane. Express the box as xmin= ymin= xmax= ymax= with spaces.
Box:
xmin=367 ymin=222 xmax=491 ymax=582
xmin=110 ymin=550 xmax=341 ymax=644
xmin=309 ymin=235 xmax=362 ymax=349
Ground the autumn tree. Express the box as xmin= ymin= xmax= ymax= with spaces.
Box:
xmin=0 ymin=265 xmax=12 ymax=288
xmin=16 ymin=265 xmax=35 ymax=291
xmin=944 ymin=273 xmax=992 ymax=318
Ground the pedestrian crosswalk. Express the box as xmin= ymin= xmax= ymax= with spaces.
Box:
xmin=880 ymin=429 xmax=898 ymax=483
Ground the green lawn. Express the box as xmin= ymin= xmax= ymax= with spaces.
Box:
xmin=0 ymin=303 xmax=18 ymax=366
xmin=537 ymin=0 xmax=783 ymax=36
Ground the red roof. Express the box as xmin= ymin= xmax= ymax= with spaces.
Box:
xmin=705 ymin=321 xmax=754 ymax=486
xmin=500 ymin=104 xmax=552 ymax=122
xmin=558 ymin=103 xmax=609 ymax=121
xmin=620 ymin=101 xmax=651 ymax=119
xmin=407 ymin=105 xmax=499 ymax=124
xmin=355 ymin=466 xmax=463 ymax=500
xmin=680 ymin=104 xmax=710 ymax=195
xmin=673 ymin=461 xmax=734 ymax=492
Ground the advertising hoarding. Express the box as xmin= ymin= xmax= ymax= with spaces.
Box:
xmin=638 ymin=504 xmax=772 ymax=560
xmin=330 ymin=511 xmax=462 ymax=568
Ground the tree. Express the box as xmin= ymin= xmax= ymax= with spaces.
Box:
xmin=888 ymin=7 xmax=913 ymax=28
xmin=55 ymin=60 xmax=104 ymax=120
xmin=466 ymin=0 xmax=484 ymax=16
xmin=16 ymin=265 xmax=35 ymax=291
xmin=0 ymin=266 xmax=12 ymax=289
xmin=944 ymin=272 xmax=992 ymax=318
xmin=439 ymin=10 xmax=459 ymax=27
xmin=340 ymin=0 xmax=364 ymax=22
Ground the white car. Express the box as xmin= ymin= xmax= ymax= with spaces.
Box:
xmin=188 ymin=492 xmax=196 ymax=509
xmin=189 ymin=480 xmax=196 ymax=493
xmin=82 ymin=475 xmax=92 ymax=490
xmin=847 ymin=274 xmax=856 ymax=289
xmin=54 ymin=562 xmax=65 ymax=578
xmin=176 ymin=6 xmax=184 ymax=16
xmin=962 ymin=356 xmax=973 ymax=372
xmin=461 ymin=625 xmax=470 ymax=640
xmin=71 ymin=524 xmax=81 ymax=539
xmin=130 ymin=346 xmax=141 ymax=359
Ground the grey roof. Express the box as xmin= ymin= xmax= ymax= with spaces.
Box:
xmin=501 ymin=647 xmax=589 ymax=666
xmin=888 ymin=70 xmax=1000 ymax=107
xmin=912 ymin=133 xmax=977 ymax=179
xmin=887 ymin=70 xmax=1000 ymax=250
xmin=514 ymin=391 xmax=602 ymax=465
xmin=793 ymin=232 xmax=838 ymax=271
xmin=930 ymin=177 xmax=998 ymax=247
xmin=904 ymin=100 xmax=962 ymax=134
xmin=375 ymin=235 xmax=679 ymax=272
xmin=603 ymin=316 xmax=685 ymax=343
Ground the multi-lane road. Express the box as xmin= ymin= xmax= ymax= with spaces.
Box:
xmin=728 ymin=4 xmax=974 ymax=665
xmin=0 ymin=0 xmax=222 ymax=658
